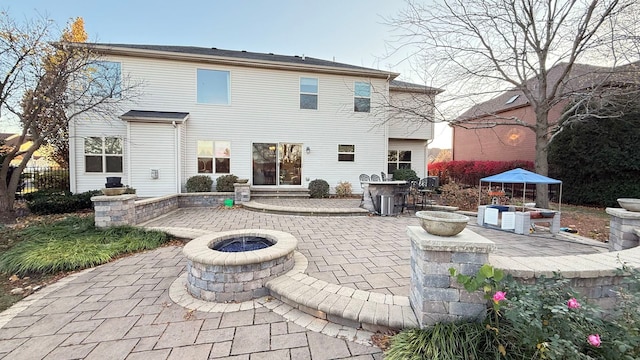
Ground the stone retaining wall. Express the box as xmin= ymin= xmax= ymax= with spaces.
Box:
xmin=91 ymin=192 xmax=234 ymax=227
xmin=135 ymin=195 xmax=180 ymax=224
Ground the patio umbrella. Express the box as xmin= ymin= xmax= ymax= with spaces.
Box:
xmin=479 ymin=168 xmax=563 ymax=211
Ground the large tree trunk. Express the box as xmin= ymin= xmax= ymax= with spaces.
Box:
xmin=0 ymin=186 xmax=17 ymax=224
xmin=535 ymin=109 xmax=550 ymax=209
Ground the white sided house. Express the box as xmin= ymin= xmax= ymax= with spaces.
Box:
xmin=69 ymin=44 xmax=442 ymax=197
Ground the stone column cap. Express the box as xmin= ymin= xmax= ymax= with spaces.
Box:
xmin=407 ymin=226 xmax=495 ymax=253
xmin=91 ymin=194 xmax=137 ymax=201
xmin=606 ymin=207 xmax=640 ymax=219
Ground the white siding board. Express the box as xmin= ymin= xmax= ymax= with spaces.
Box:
xmin=388 ymin=139 xmax=428 ymax=179
xmin=73 ymin=54 xmax=408 ymax=196
xmin=129 ymin=123 xmax=177 ymax=197
xmin=388 ymin=91 xmax=435 ymax=140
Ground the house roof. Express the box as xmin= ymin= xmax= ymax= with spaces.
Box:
xmin=85 ymin=43 xmax=400 ymax=79
xmin=120 ymin=110 xmax=190 ymax=124
xmin=456 ymin=61 xmax=640 ymax=121
xmin=389 ymin=80 xmax=444 ymax=94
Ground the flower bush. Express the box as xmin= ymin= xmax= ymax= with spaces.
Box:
xmin=388 ymin=265 xmax=640 ymax=359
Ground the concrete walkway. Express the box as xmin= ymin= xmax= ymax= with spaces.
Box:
xmin=0 ymin=198 xmax=608 ymax=359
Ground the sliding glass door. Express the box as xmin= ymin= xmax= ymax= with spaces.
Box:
xmin=252 ymin=143 xmax=302 ymax=186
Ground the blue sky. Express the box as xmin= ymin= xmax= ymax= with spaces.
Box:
xmin=4 ymin=0 xmax=452 ymax=147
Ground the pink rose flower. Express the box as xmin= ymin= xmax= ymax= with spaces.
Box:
xmin=587 ymin=334 xmax=601 ymax=347
xmin=567 ymin=298 xmax=581 ymax=309
xmin=492 ymin=291 xmax=507 ymax=302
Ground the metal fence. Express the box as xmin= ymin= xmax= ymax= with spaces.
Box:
xmin=15 ymin=166 xmax=70 ymax=197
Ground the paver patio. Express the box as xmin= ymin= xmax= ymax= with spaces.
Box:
xmin=0 ymin=198 xmax=608 ymax=359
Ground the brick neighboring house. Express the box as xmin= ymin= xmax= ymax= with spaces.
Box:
xmin=452 ymin=61 xmax=639 ymax=162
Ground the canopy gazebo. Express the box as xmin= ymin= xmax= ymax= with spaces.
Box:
xmin=479 ymin=168 xmax=563 ymax=211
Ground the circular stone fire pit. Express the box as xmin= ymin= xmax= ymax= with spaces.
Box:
xmin=183 ymin=229 xmax=297 ymax=303
xmin=416 ymin=211 xmax=470 ymax=237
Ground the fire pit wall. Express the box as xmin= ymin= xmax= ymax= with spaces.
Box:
xmin=183 ymin=229 xmax=297 ymax=303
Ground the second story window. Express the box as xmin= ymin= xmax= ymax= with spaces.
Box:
xmin=354 ymin=82 xmax=371 ymax=112
xmin=300 ymin=77 xmax=318 ymax=109
xmin=197 ymin=69 xmax=230 ymax=104
xmin=87 ymin=61 xmax=121 ymax=98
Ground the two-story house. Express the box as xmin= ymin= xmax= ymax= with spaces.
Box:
xmin=69 ymin=44 xmax=441 ymax=197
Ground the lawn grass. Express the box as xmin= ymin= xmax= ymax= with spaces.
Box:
xmin=0 ymin=215 xmax=169 ymax=276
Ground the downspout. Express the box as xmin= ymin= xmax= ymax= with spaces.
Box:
xmin=173 ymin=121 xmax=180 ymax=194
xmin=126 ymin=122 xmax=131 ymax=187
xmin=383 ymin=74 xmax=390 ymax=173
xmin=68 ymin=119 xmax=77 ymax=193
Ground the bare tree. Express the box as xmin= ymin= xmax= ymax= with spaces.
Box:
xmin=0 ymin=12 xmax=138 ymax=221
xmin=386 ymin=0 xmax=639 ymax=208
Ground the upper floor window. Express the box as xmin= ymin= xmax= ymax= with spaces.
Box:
xmin=354 ymin=82 xmax=371 ymax=112
xmin=198 ymin=140 xmax=231 ymax=174
xmin=85 ymin=137 xmax=123 ymax=173
xmin=387 ymin=150 xmax=411 ymax=174
xmin=87 ymin=61 xmax=121 ymax=98
xmin=197 ymin=69 xmax=230 ymax=104
xmin=338 ymin=144 xmax=355 ymax=162
xmin=300 ymin=77 xmax=318 ymax=109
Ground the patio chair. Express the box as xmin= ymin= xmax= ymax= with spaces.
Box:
xmin=370 ymin=174 xmax=381 ymax=182
xmin=380 ymin=172 xmax=387 ymax=181
xmin=394 ymin=182 xmax=411 ymax=214
xmin=359 ymin=174 xmax=370 ymax=204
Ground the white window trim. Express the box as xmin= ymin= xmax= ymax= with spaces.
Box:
xmin=197 ymin=140 xmax=231 ymax=174
xmin=84 ymin=136 xmax=123 ymax=174
xmin=196 ymin=68 xmax=231 ymax=106
xmin=354 ymin=81 xmax=371 ymax=113
xmin=300 ymin=77 xmax=319 ymax=110
xmin=338 ymin=144 xmax=355 ymax=162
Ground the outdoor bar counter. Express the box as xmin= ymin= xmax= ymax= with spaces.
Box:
xmin=360 ymin=180 xmax=407 ymax=215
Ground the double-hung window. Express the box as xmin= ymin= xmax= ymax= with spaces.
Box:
xmin=354 ymin=82 xmax=371 ymax=112
xmin=198 ymin=140 xmax=231 ymax=174
xmin=84 ymin=137 xmax=123 ymax=173
xmin=387 ymin=150 xmax=411 ymax=174
xmin=300 ymin=77 xmax=318 ymax=109
xmin=87 ymin=61 xmax=121 ymax=98
xmin=338 ymin=145 xmax=355 ymax=162
xmin=197 ymin=69 xmax=230 ymax=104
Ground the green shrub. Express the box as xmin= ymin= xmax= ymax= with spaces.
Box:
xmin=549 ymin=96 xmax=640 ymax=206
xmin=185 ymin=175 xmax=213 ymax=192
xmin=0 ymin=216 xmax=169 ymax=275
xmin=392 ymin=168 xmax=419 ymax=182
xmin=385 ymin=323 xmax=497 ymax=360
xmin=26 ymin=190 xmax=100 ymax=215
xmin=335 ymin=181 xmax=352 ymax=198
xmin=308 ymin=179 xmax=329 ymax=198
xmin=215 ymin=174 xmax=238 ymax=192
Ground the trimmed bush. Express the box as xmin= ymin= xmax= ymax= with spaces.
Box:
xmin=308 ymin=179 xmax=329 ymax=198
xmin=429 ymin=160 xmax=534 ymax=186
xmin=335 ymin=181 xmax=352 ymax=198
xmin=26 ymin=190 xmax=101 ymax=215
xmin=186 ymin=175 xmax=213 ymax=192
xmin=392 ymin=168 xmax=419 ymax=182
xmin=216 ymin=174 xmax=238 ymax=192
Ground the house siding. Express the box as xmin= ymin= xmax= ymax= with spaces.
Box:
xmin=388 ymin=139 xmax=428 ymax=179
xmin=388 ymin=91 xmax=435 ymax=140
xmin=128 ymin=122 xmax=177 ymax=197
xmin=72 ymin=53 xmax=395 ymax=195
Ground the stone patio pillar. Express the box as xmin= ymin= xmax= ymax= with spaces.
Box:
xmin=407 ymin=226 xmax=495 ymax=327
xmin=234 ymin=183 xmax=250 ymax=203
xmin=92 ymin=194 xmax=137 ymax=228
xmin=606 ymin=208 xmax=640 ymax=251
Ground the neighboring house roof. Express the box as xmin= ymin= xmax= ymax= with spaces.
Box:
xmin=85 ymin=43 xmax=399 ymax=79
xmin=120 ymin=110 xmax=190 ymax=124
xmin=390 ymin=80 xmax=444 ymax=94
xmin=456 ymin=61 xmax=640 ymax=122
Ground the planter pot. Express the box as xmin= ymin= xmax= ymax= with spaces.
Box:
xmin=618 ymin=198 xmax=640 ymax=212
xmin=415 ymin=211 xmax=470 ymax=236
xmin=101 ymin=187 xmax=127 ymax=196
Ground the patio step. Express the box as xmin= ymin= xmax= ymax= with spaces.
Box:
xmin=266 ymin=271 xmax=418 ymax=332
xmin=241 ymin=201 xmax=369 ymax=216
xmin=251 ymin=187 xmax=310 ymax=199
